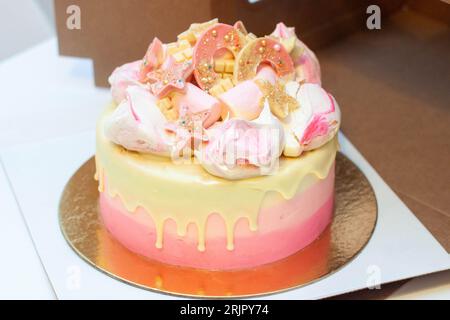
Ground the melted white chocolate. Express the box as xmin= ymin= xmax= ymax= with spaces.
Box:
xmin=96 ymin=103 xmax=338 ymax=251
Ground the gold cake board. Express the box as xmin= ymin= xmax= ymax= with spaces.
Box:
xmin=59 ymin=153 xmax=377 ymax=298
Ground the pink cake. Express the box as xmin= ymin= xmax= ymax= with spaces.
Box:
xmin=95 ymin=19 xmax=341 ymax=270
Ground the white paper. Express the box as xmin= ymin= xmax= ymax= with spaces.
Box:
xmin=0 ymin=160 xmax=55 ymax=299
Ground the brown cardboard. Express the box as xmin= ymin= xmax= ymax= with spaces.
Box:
xmin=53 ymin=1 xmax=450 ymax=252
xmin=318 ymin=7 xmax=450 ymax=251
xmin=408 ymin=0 xmax=450 ymax=24
xmin=54 ymin=0 xmax=402 ymax=86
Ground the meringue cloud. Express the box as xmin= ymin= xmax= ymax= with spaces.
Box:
xmin=271 ymin=22 xmax=321 ymax=85
xmin=282 ymin=82 xmax=341 ymax=157
xmin=195 ymin=101 xmax=285 ymax=180
xmin=104 ymin=85 xmax=174 ymax=156
xmin=108 ymin=60 xmax=143 ymax=104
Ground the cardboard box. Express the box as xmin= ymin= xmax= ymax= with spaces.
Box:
xmin=318 ymin=4 xmax=450 ymax=252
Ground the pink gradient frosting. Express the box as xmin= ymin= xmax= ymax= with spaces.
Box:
xmin=99 ymin=163 xmax=335 ymax=270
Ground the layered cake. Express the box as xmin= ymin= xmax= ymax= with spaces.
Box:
xmin=95 ymin=20 xmax=341 ymax=270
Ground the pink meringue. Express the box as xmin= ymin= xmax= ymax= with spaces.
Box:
xmin=108 ymin=60 xmax=143 ymax=104
xmin=104 ymin=86 xmax=174 ymax=156
xmin=273 ymin=24 xmax=292 ymax=38
xmin=282 ymin=82 xmax=340 ymax=157
xmin=271 ymin=22 xmax=297 ymax=50
xmin=196 ymin=101 xmax=285 ymax=180
xmin=294 ymin=51 xmax=321 ymax=85
xmin=271 ymin=22 xmax=321 ymax=85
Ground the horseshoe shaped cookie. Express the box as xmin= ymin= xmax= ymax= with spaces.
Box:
xmin=234 ymin=37 xmax=294 ymax=83
xmin=192 ymin=23 xmax=245 ymax=91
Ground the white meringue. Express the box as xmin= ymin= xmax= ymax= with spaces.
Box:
xmin=108 ymin=60 xmax=144 ymax=104
xmin=271 ymin=23 xmax=321 ymax=85
xmin=104 ymin=86 xmax=174 ymax=156
xmin=283 ymin=82 xmax=340 ymax=157
xmin=196 ymin=100 xmax=285 ymax=180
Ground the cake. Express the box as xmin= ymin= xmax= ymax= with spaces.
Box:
xmin=95 ymin=20 xmax=341 ymax=270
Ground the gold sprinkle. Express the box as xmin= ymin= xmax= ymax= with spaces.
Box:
xmin=201 ymin=77 xmax=208 ymax=83
xmin=224 ymin=34 xmax=230 ymax=42
xmin=258 ymin=47 xmax=265 ymax=54
xmin=211 ymin=30 xmax=217 ymax=37
xmin=261 ymin=39 xmax=267 ymax=47
xmin=255 ymin=79 xmax=299 ymax=119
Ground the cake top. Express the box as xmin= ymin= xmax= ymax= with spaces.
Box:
xmin=104 ymin=19 xmax=341 ymax=180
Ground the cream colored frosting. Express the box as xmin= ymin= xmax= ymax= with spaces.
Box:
xmin=96 ymin=103 xmax=338 ymax=251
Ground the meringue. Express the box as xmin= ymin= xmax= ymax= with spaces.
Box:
xmin=108 ymin=60 xmax=143 ymax=104
xmin=271 ymin=23 xmax=321 ymax=85
xmin=282 ymin=82 xmax=340 ymax=157
xmin=104 ymin=85 xmax=174 ymax=156
xmin=196 ymin=101 xmax=285 ymax=180
xmin=104 ymin=20 xmax=341 ymax=181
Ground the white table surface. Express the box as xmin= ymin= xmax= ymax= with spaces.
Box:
xmin=0 ymin=38 xmax=448 ymax=299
